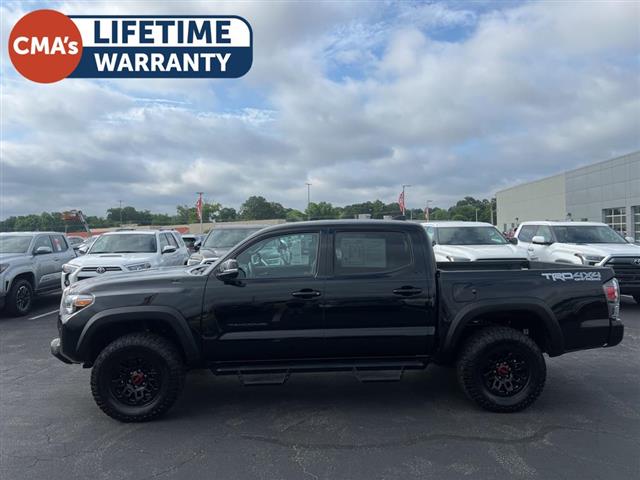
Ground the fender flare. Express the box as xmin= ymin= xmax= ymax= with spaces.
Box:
xmin=5 ymin=268 xmax=36 ymax=289
xmin=442 ymin=298 xmax=565 ymax=358
xmin=76 ymin=306 xmax=201 ymax=365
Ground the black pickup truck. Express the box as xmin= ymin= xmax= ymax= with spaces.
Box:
xmin=51 ymin=220 xmax=624 ymax=422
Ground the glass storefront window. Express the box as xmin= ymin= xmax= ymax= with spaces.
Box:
xmin=602 ymin=207 xmax=626 ymax=235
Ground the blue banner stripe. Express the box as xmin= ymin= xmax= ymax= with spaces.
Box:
xmin=69 ymin=46 xmax=252 ymax=78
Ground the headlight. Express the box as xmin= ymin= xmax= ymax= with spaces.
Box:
xmin=0 ymin=264 xmax=8 ymax=273
xmin=575 ymin=254 xmax=604 ymax=265
xmin=62 ymin=264 xmax=77 ymax=274
xmin=446 ymin=255 xmax=471 ymax=262
xmin=61 ymin=293 xmax=94 ymax=316
xmin=125 ymin=262 xmax=152 ymax=271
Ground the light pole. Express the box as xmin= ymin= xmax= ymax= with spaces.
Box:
xmin=425 ymin=199 xmax=433 ymax=221
xmin=402 ymin=184 xmax=412 ymax=219
xmin=118 ymin=200 xmax=123 ymax=226
xmin=305 ymin=182 xmax=312 ymax=220
xmin=475 ymin=208 xmax=479 ymax=222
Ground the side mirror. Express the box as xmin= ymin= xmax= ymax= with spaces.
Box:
xmin=532 ymin=235 xmax=551 ymax=245
xmin=509 ymin=237 xmax=518 ymax=245
xmin=216 ymin=259 xmax=239 ymax=281
xmin=193 ymin=243 xmax=200 ymax=252
xmin=431 ymin=239 xmax=436 ymax=247
xmin=34 ymin=246 xmax=53 ymax=255
xmin=625 ymin=236 xmax=635 ymax=243
xmin=162 ymin=245 xmax=177 ymax=254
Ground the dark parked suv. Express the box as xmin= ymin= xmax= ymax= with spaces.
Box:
xmin=51 ymin=221 xmax=623 ymax=422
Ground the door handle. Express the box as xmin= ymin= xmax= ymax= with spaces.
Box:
xmin=393 ymin=287 xmax=423 ymax=296
xmin=291 ymin=289 xmax=322 ymax=299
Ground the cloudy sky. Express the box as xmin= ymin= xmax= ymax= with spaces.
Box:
xmin=1 ymin=0 xmax=639 ymax=218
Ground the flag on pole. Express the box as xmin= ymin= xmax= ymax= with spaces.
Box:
xmin=195 ymin=194 xmax=203 ymax=221
xmin=398 ymin=191 xmax=405 ymax=215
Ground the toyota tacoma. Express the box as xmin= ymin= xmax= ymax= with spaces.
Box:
xmin=51 ymin=220 xmax=624 ymax=422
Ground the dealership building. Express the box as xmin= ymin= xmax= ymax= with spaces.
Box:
xmin=496 ymin=151 xmax=640 ymax=241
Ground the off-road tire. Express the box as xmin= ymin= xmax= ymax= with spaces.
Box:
xmin=6 ymin=278 xmax=34 ymax=316
xmin=91 ymin=333 xmax=185 ymax=422
xmin=457 ymin=326 xmax=546 ymax=413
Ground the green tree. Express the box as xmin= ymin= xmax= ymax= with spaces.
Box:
xmin=216 ymin=207 xmax=237 ymax=222
xmin=239 ymin=196 xmax=287 ymax=220
xmin=306 ymin=201 xmax=340 ymax=220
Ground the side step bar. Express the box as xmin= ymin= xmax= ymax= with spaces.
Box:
xmin=211 ymin=359 xmax=428 ymax=386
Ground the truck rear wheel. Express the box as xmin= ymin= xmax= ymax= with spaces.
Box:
xmin=457 ymin=326 xmax=546 ymax=412
xmin=6 ymin=278 xmax=33 ymax=316
xmin=90 ymin=333 xmax=185 ymax=422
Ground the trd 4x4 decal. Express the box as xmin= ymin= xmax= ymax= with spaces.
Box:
xmin=541 ymin=271 xmax=602 ymax=282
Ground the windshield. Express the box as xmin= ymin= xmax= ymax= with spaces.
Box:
xmin=89 ymin=234 xmax=157 ymax=253
xmin=552 ymin=225 xmax=626 ymax=244
xmin=437 ymin=227 xmax=508 ymax=245
xmin=203 ymin=228 xmax=261 ymax=249
xmin=0 ymin=235 xmax=33 ymax=254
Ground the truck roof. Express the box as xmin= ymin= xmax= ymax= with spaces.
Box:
xmin=519 ymin=221 xmax=608 ymax=227
xmin=257 ymin=219 xmax=425 ymax=235
xmin=211 ymin=224 xmax=269 ymax=230
xmin=101 ymin=230 xmax=159 ymax=236
xmin=0 ymin=231 xmax=61 ymax=235
xmin=420 ymin=221 xmax=495 ymax=228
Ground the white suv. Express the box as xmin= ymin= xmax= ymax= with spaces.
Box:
xmin=515 ymin=221 xmax=640 ymax=303
xmin=421 ymin=221 xmax=525 ymax=262
xmin=61 ymin=230 xmax=189 ymax=287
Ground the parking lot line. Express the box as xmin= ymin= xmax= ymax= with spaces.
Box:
xmin=29 ymin=309 xmax=58 ymax=320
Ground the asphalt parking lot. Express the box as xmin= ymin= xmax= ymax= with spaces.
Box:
xmin=1 ymin=295 xmax=639 ymax=480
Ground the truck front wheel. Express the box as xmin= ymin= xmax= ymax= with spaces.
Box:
xmin=90 ymin=333 xmax=185 ymax=422
xmin=6 ymin=278 xmax=33 ymax=316
xmin=457 ymin=327 xmax=546 ymax=412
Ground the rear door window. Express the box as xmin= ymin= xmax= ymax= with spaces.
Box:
xmin=334 ymin=231 xmax=412 ymax=275
xmin=50 ymin=234 xmax=68 ymax=252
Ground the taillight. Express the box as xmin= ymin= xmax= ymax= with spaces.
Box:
xmin=603 ymin=278 xmax=620 ymax=319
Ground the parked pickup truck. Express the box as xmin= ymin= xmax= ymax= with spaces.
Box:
xmin=1 ymin=232 xmax=76 ymax=315
xmin=51 ymin=220 xmax=624 ymax=422
xmin=515 ymin=221 xmax=640 ymax=303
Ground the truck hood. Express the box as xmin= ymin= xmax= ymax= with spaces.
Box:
xmin=189 ymin=247 xmax=229 ymax=264
xmin=435 ymin=244 xmax=525 ymax=261
xmin=199 ymin=247 xmax=230 ymax=260
xmin=67 ymin=253 xmax=157 ymax=267
xmin=560 ymin=243 xmax=640 ymax=257
xmin=69 ymin=265 xmax=193 ymax=293
xmin=0 ymin=253 xmax=29 ymax=263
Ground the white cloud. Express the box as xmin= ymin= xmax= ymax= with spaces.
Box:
xmin=1 ymin=1 xmax=639 ymax=218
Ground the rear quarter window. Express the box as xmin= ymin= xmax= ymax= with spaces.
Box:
xmin=334 ymin=231 xmax=412 ymax=275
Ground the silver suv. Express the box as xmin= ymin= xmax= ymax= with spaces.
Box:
xmin=62 ymin=230 xmax=189 ymax=287
xmin=0 ymin=232 xmax=76 ymax=315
